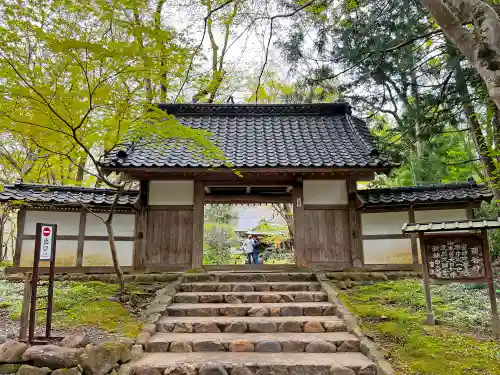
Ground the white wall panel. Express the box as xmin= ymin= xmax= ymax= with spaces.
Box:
xmin=149 ymin=181 xmax=194 ymax=205
xmin=414 ymin=209 xmax=466 ymax=223
xmin=362 ymin=211 xmax=409 ymax=235
xmin=303 ymin=180 xmax=347 ymax=205
xmin=363 ymin=239 xmax=413 ymax=264
xmin=85 ymin=214 xmax=134 ymax=237
xmin=24 ymin=211 xmax=80 ymax=235
xmin=20 ymin=240 xmax=77 ymax=266
xmin=82 ymin=241 xmax=133 ymax=266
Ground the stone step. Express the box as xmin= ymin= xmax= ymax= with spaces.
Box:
xmin=131 ymin=352 xmax=376 ymax=375
xmin=174 ymin=291 xmax=327 ymax=304
xmin=166 ymin=302 xmax=336 ymax=317
xmin=180 ymin=281 xmax=322 ymax=293
xmin=146 ymin=332 xmax=360 ymax=353
xmin=157 ymin=315 xmax=346 ymax=333
xmin=183 ymin=272 xmax=315 ymax=283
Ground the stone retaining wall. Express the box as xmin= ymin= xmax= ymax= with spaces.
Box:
xmin=5 ymin=273 xmax=180 ymax=284
xmin=326 ymin=271 xmax=422 ymax=289
xmin=316 ymin=273 xmax=395 ymax=375
xmin=0 ymin=336 xmax=141 ymax=375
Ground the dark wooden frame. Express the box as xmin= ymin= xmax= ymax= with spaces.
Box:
xmin=417 ymin=230 xmax=499 ymax=336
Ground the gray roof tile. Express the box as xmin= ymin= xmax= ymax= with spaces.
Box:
xmin=102 ymin=103 xmax=393 ymax=169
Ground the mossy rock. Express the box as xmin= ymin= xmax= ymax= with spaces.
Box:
xmin=0 ymin=364 xmax=22 ymax=374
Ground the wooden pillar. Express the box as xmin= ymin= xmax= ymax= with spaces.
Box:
xmin=76 ymin=209 xmax=87 ymax=267
xmin=192 ymin=181 xmax=205 ymax=269
xmin=133 ymin=181 xmax=149 ymax=270
xmin=293 ymin=185 xmax=306 ymax=267
xmin=419 ymin=232 xmax=436 ymax=325
xmin=482 ymin=229 xmax=500 ymax=337
xmin=13 ymin=207 xmax=26 ymax=267
xmin=408 ymin=206 xmax=419 ymax=264
xmin=347 ymin=179 xmax=363 ymax=268
xmin=466 ymin=202 xmax=474 ymax=219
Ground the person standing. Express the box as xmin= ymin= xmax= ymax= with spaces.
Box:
xmin=243 ymin=235 xmax=254 ymax=264
xmin=252 ymin=236 xmax=260 ymax=264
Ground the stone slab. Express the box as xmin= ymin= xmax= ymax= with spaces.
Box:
xmin=147 ymin=332 xmax=358 ymax=350
xmin=180 ymin=282 xmax=322 ymax=292
xmin=157 ymin=315 xmax=345 ymax=326
xmin=167 ymin=302 xmax=333 ymax=311
xmin=131 ymin=352 xmax=373 ymax=372
xmin=174 ymin=292 xmax=326 ymax=303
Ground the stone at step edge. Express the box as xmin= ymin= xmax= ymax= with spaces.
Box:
xmin=183 ymin=273 xmax=315 ymax=283
xmin=156 ymin=315 xmax=346 ymax=333
xmin=173 ymin=291 xmax=327 ymax=304
xmin=165 ymin=302 xmax=336 ymax=317
xmin=180 ymin=282 xmax=322 ymax=292
xmin=130 ymin=352 xmax=376 ymax=375
xmin=145 ymin=332 xmax=360 ymax=353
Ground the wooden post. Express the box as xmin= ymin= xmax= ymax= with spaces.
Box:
xmin=13 ymin=207 xmax=26 ymax=267
xmin=133 ymin=181 xmax=149 ymax=270
xmin=18 ymin=272 xmax=32 ymax=339
xmin=418 ymin=232 xmax=436 ymax=325
xmin=293 ymin=185 xmax=306 ymax=268
xmin=192 ymin=181 xmax=205 ymax=269
xmin=482 ymin=229 xmax=500 ymax=338
xmin=408 ymin=206 xmax=419 ymax=264
xmin=466 ymin=202 xmax=474 ymax=219
xmin=76 ymin=209 xmax=87 ymax=267
xmin=347 ymin=179 xmax=363 ymax=268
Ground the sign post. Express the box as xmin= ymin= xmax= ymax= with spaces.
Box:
xmin=24 ymin=223 xmax=58 ymax=344
xmin=402 ymin=219 xmax=500 ymax=338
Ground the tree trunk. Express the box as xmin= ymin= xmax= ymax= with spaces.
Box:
xmin=104 ymin=185 xmax=126 ymax=293
xmin=421 ymin=0 xmax=500 ymax=111
xmin=452 ymin=49 xmax=500 ymax=201
xmin=105 ymin=220 xmax=125 ymax=293
xmin=75 ymin=155 xmax=87 ymax=185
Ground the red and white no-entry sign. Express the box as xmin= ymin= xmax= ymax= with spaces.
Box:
xmin=38 ymin=224 xmax=56 ymax=261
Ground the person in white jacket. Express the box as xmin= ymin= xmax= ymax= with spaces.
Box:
xmin=242 ymin=235 xmax=255 ymax=264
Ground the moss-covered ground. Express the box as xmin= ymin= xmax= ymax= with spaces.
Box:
xmin=0 ymin=280 xmax=141 ymax=338
xmin=340 ymin=279 xmax=500 ymax=375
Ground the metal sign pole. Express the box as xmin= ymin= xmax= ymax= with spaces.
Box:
xmin=45 ymin=225 xmax=57 ymax=338
xmin=418 ymin=232 xmax=435 ymax=325
xmin=28 ymin=224 xmax=42 ymax=345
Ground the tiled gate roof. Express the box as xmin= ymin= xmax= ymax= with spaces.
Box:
xmin=102 ymin=103 xmax=393 ymax=169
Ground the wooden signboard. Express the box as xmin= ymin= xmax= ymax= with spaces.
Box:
xmin=418 ymin=230 xmax=499 ymax=337
xmin=423 ymin=233 xmax=486 ymax=281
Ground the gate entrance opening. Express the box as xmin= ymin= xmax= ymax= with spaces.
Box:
xmin=203 ymin=185 xmax=295 ymax=266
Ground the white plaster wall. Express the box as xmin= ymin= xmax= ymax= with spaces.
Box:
xmin=149 ymin=181 xmax=194 ymax=205
xmin=20 ymin=239 xmax=77 ymax=266
xmin=82 ymin=241 xmax=133 ymax=266
xmin=414 ymin=209 xmax=467 ymax=223
xmin=362 ymin=211 xmax=409 ymax=235
xmin=85 ymin=214 xmax=134 ymax=236
xmin=24 ymin=211 xmax=80 ymax=235
xmin=303 ymin=180 xmax=347 ymax=205
xmin=363 ymin=238 xmax=413 ymax=264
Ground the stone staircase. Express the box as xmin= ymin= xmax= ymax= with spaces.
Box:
xmin=132 ymin=272 xmax=376 ymax=375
